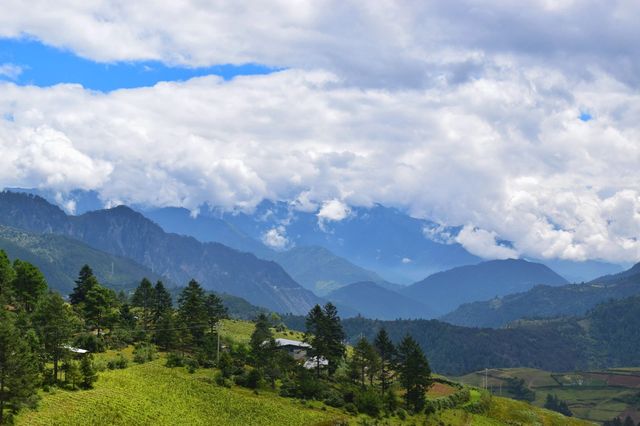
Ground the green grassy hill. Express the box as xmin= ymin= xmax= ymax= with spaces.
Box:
xmin=16 ymin=320 xmax=591 ymax=426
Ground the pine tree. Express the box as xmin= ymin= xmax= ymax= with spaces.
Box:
xmin=69 ymin=265 xmax=97 ymax=306
xmin=153 ymin=281 xmax=173 ymax=322
xmin=132 ymin=278 xmax=155 ymax=331
xmin=0 ymin=251 xmax=15 ymax=302
xmin=250 ymin=314 xmax=274 ymax=363
xmin=0 ymin=309 xmax=40 ymax=424
xmin=33 ymin=292 xmax=79 ymax=384
xmin=11 ymin=260 xmax=47 ymax=313
xmin=322 ymin=302 xmax=346 ymax=376
xmin=350 ymin=337 xmax=378 ymax=388
xmin=374 ymin=328 xmax=396 ymax=395
xmin=83 ymin=285 xmax=117 ymax=336
xmin=204 ymin=294 xmax=227 ymax=334
xmin=80 ymin=355 xmax=98 ymax=389
xmin=63 ymin=360 xmax=81 ymax=390
xmin=178 ymin=280 xmax=208 ymax=348
xmin=154 ymin=311 xmax=178 ymax=351
xmin=397 ymin=334 xmax=431 ymax=413
xmin=304 ymin=304 xmax=326 ymax=378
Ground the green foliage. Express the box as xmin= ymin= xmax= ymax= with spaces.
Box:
xmin=132 ymin=343 xmax=158 ymax=364
xmin=152 ymin=281 xmax=172 ymax=322
xmin=80 ymin=356 xmax=98 ymax=389
xmin=0 ymin=309 xmax=40 ymax=424
xmin=73 ymin=333 xmax=106 ymax=353
xmin=397 ymin=334 xmax=432 ymax=413
xmin=131 ymin=278 xmax=154 ymax=330
xmin=83 ymin=284 xmax=118 ymax=335
xmin=544 ymin=393 xmax=573 ymax=417
xmin=12 ymin=259 xmax=47 ymax=313
xmin=0 ymin=250 xmax=15 ymax=302
xmin=354 ymin=388 xmax=382 ymax=417
xmin=304 ymin=303 xmax=346 ymax=377
xmin=165 ymin=352 xmax=185 ymax=368
xmin=178 ymin=279 xmax=207 ymax=346
xmin=107 ymin=354 xmax=128 ymax=370
xmin=506 ymin=377 xmax=536 ymax=402
xmin=70 ymin=265 xmax=96 ymax=306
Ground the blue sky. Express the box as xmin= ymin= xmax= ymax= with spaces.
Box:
xmin=0 ymin=38 xmax=277 ymax=91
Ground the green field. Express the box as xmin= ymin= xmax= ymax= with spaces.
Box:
xmin=456 ymin=367 xmax=640 ymax=424
xmin=15 ymin=321 xmax=591 ymax=426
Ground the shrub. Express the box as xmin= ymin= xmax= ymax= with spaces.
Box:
xmin=107 ymin=354 xmax=128 ymax=370
xmin=214 ymin=371 xmax=232 ymax=388
xmin=165 ymin=352 xmax=185 ymax=368
xmin=323 ymin=389 xmax=345 ymax=408
xmin=185 ymin=358 xmax=199 ymax=374
xmin=236 ymin=367 xmax=262 ymax=389
xmin=344 ymin=403 xmax=358 ymax=415
xmin=133 ymin=343 xmax=158 ymax=364
xmin=355 ymin=388 xmax=383 ymax=418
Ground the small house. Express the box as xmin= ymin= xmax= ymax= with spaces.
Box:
xmin=274 ymin=338 xmax=311 ymax=360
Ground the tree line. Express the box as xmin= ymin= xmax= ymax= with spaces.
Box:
xmin=0 ymin=252 xmax=435 ymax=422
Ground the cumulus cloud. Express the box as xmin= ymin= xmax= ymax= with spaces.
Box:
xmin=0 ymin=1 xmax=639 ymax=87
xmin=1 ymin=2 xmax=640 ymax=263
xmin=261 ymin=226 xmax=290 ymax=250
xmin=456 ymin=226 xmax=519 ymax=260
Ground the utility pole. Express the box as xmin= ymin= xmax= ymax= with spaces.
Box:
xmin=485 ymin=368 xmax=488 ymax=390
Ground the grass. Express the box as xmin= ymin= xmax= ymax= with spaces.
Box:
xmin=219 ymin=319 xmax=306 ymax=344
xmin=16 ymin=359 xmax=344 ymax=426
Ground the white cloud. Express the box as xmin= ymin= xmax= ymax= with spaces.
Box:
xmin=0 ymin=3 xmax=640 ymax=263
xmin=0 ymin=63 xmax=23 ymax=80
xmin=456 ymin=226 xmax=519 ymax=260
xmin=401 ymin=257 xmax=412 ymax=264
xmin=261 ymin=226 xmax=290 ymax=250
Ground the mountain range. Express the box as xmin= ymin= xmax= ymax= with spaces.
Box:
xmin=441 ymin=262 xmax=640 ymax=328
xmin=400 ymin=258 xmax=569 ymax=316
xmin=0 ymin=191 xmax=321 ymax=314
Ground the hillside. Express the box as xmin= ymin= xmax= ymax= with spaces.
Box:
xmin=0 ymin=225 xmax=166 ymax=294
xmin=284 ymin=294 xmax=640 ymax=376
xmin=402 ymin=259 xmax=569 ymax=316
xmin=326 ymin=281 xmax=433 ymax=319
xmin=441 ymin=262 xmax=640 ymax=328
xmin=0 ymin=192 xmax=321 ymax=314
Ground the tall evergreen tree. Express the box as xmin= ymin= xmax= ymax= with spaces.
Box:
xmin=33 ymin=292 xmax=78 ymax=384
xmin=397 ymin=335 xmax=432 ymax=413
xmin=304 ymin=304 xmax=326 ymax=378
xmin=132 ymin=278 xmax=154 ymax=330
xmin=83 ymin=285 xmax=117 ymax=336
xmin=0 ymin=251 xmax=15 ymax=302
xmin=11 ymin=260 xmax=47 ymax=313
xmin=322 ymin=302 xmax=346 ymax=376
xmin=177 ymin=280 xmax=207 ymax=347
xmin=80 ymin=355 xmax=98 ymax=389
xmin=350 ymin=337 xmax=379 ymax=388
xmin=154 ymin=311 xmax=178 ymax=351
xmin=0 ymin=309 xmax=40 ymax=424
xmin=69 ymin=265 xmax=97 ymax=306
xmin=153 ymin=281 xmax=173 ymax=322
xmin=250 ymin=314 xmax=274 ymax=362
xmin=204 ymin=293 xmax=227 ymax=334
xmin=374 ymin=328 xmax=396 ymax=395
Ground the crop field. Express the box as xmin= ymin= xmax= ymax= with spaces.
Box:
xmin=455 ymin=367 xmax=640 ymax=424
xmin=16 ymin=359 xmax=344 ymax=426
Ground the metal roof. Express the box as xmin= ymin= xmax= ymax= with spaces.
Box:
xmin=275 ymin=338 xmax=311 ymax=348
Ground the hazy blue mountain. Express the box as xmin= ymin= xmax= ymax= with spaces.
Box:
xmin=326 ymin=281 xmax=434 ymax=320
xmin=0 ymin=191 xmax=321 ymax=314
xmin=401 ymin=259 xmax=569 ymax=317
xmin=0 ymin=225 xmax=167 ymax=295
xmin=533 ymin=258 xmax=625 ymax=283
xmin=441 ymin=262 xmax=640 ymax=328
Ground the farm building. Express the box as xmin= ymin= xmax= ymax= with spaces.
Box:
xmin=274 ymin=338 xmax=311 ymax=360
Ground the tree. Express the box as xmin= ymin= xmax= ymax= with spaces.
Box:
xmin=350 ymin=337 xmax=379 ymax=388
xmin=304 ymin=303 xmax=346 ymax=377
xmin=0 ymin=251 xmax=15 ymax=302
xmin=11 ymin=260 xmax=47 ymax=313
xmin=506 ymin=377 xmax=536 ymax=402
xmin=544 ymin=393 xmax=572 ymax=417
xmin=154 ymin=311 xmax=178 ymax=351
xmin=374 ymin=328 xmax=396 ymax=395
xmin=69 ymin=265 xmax=97 ymax=306
xmin=250 ymin=314 xmax=279 ymax=388
xmin=204 ymin=294 xmax=227 ymax=334
xmin=397 ymin=335 xmax=431 ymax=413
xmin=153 ymin=281 xmax=173 ymax=322
xmin=33 ymin=292 xmax=78 ymax=384
xmin=63 ymin=359 xmax=81 ymax=390
xmin=83 ymin=285 xmax=117 ymax=336
xmin=80 ymin=355 xmax=98 ymax=389
xmin=178 ymin=280 xmax=207 ymax=348
xmin=132 ymin=278 xmax=154 ymax=331
xmin=0 ymin=309 xmax=39 ymax=424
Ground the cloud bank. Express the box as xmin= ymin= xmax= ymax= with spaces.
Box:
xmin=0 ymin=1 xmax=640 ymax=263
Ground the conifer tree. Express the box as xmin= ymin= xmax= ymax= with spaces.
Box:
xmin=0 ymin=251 xmax=15 ymax=302
xmin=70 ymin=265 xmax=97 ymax=306
xmin=204 ymin=293 xmax=227 ymax=334
xmin=153 ymin=281 xmax=173 ymax=322
xmin=374 ymin=328 xmax=396 ymax=395
xmin=11 ymin=260 xmax=47 ymax=313
xmin=33 ymin=292 xmax=78 ymax=384
xmin=304 ymin=304 xmax=326 ymax=378
xmin=80 ymin=355 xmax=98 ymax=389
xmin=397 ymin=335 xmax=431 ymax=413
xmin=350 ymin=337 xmax=379 ymax=388
xmin=178 ymin=280 xmax=207 ymax=347
xmin=154 ymin=311 xmax=178 ymax=351
xmin=83 ymin=285 xmax=117 ymax=336
xmin=0 ymin=309 xmax=39 ymax=424
xmin=132 ymin=278 xmax=154 ymax=330
xmin=322 ymin=302 xmax=346 ymax=376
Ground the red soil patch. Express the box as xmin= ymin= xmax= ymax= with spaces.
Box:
xmin=428 ymin=382 xmax=457 ymax=397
